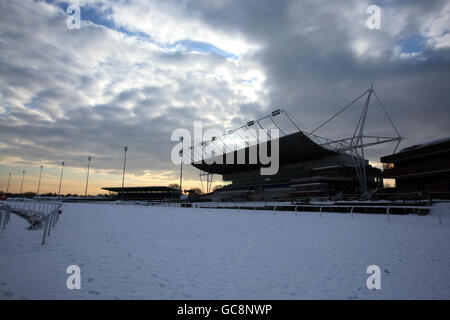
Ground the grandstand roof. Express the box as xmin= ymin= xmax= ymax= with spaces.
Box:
xmin=192 ymin=131 xmax=338 ymax=174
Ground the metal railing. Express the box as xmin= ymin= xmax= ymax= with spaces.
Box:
xmin=182 ymin=201 xmax=439 ymax=223
xmin=1 ymin=199 xmax=64 ymax=244
xmin=0 ymin=204 xmax=12 ymax=229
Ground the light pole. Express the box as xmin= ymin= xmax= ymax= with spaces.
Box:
xmin=84 ymin=156 xmax=92 ymax=197
xmin=58 ymin=161 xmax=64 ymax=199
xmin=37 ymin=165 xmax=43 ymax=196
xmin=179 ymin=137 xmax=183 ymax=193
xmin=19 ymin=170 xmax=25 ymax=195
xmin=121 ymin=147 xmax=128 ymax=200
xmin=6 ymin=172 xmax=11 ymax=194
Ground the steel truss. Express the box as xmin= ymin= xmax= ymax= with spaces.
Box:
xmin=307 ymin=85 xmax=402 ymax=193
xmin=199 ymin=171 xmax=214 ymax=194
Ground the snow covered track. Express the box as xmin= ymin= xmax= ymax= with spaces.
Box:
xmin=0 ymin=202 xmax=449 ymax=299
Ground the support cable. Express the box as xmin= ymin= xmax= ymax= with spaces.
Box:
xmin=309 ymin=89 xmax=369 ymax=135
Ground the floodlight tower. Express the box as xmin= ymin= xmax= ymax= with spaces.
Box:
xmin=19 ymin=170 xmax=25 ymax=195
xmin=58 ymin=161 xmax=64 ymax=199
xmin=179 ymin=137 xmax=183 ymax=193
xmin=84 ymin=156 xmax=92 ymax=198
xmin=121 ymin=147 xmax=128 ymax=200
xmin=6 ymin=172 xmax=11 ymax=194
xmin=36 ymin=165 xmax=43 ymax=196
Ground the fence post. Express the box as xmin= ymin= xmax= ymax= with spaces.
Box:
xmin=274 ymin=202 xmax=278 ymax=214
xmin=387 ymin=207 xmax=390 ymax=222
xmin=351 ymin=207 xmax=354 ymax=219
xmin=42 ymin=216 xmax=50 ymax=245
xmin=295 ymin=205 xmax=298 ymax=216
xmin=2 ymin=208 xmax=9 ymax=228
xmin=47 ymin=212 xmax=53 ymax=237
xmin=320 ymin=206 xmax=322 ymax=218
xmin=52 ymin=211 xmax=57 ymax=227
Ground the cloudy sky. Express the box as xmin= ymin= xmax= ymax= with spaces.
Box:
xmin=0 ymin=0 xmax=449 ymax=195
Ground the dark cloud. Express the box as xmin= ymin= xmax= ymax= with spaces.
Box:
xmin=184 ymin=0 xmax=450 ymax=150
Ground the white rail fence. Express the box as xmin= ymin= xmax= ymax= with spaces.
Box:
xmin=0 ymin=204 xmax=12 ymax=229
xmin=68 ymin=199 xmax=440 ymax=223
xmin=0 ymin=200 xmax=64 ymax=244
xmin=184 ymin=201 xmax=441 ymax=223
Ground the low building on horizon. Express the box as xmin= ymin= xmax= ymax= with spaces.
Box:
xmin=101 ymin=186 xmax=181 ymax=201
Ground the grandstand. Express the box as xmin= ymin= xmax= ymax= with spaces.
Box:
xmin=101 ymin=186 xmax=181 ymax=201
xmin=192 ymin=131 xmax=382 ymax=201
xmin=186 ymin=86 xmax=402 ymax=201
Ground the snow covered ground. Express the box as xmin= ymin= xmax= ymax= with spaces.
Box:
xmin=0 ymin=202 xmax=449 ymax=299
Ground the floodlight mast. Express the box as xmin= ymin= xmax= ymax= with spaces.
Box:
xmin=58 ymin=162 xmax=64 ymax=199
xmin=6 ymin=172 xmax=11 ymax=194
xmin=19 ymin=170 xmax=25 ymax=195
xmin=179 ymin=137 xmax=183 ymax=193
xmin=84 ymin=157 xmax=92 ymax=198
xmin=121 ymin=147 xmax=128 ymax=200
xmin=37 ymin=165 xmax=43 ymax=196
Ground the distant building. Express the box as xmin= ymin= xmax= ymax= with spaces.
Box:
xmin=101 ymin=186 xmax=181 ymax=201
xmin=381 ymin=137 xmax=450 ymax=194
